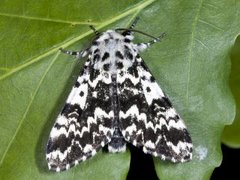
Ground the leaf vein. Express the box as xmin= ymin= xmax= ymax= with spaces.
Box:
xmin=194 ymin=37 xmax=210 ymax=50
xmin=186 ymin=0 xmax=204 ymax=106
xmin=198 ymin=18 xmax=224 ymax=31
xmin=0 ymin=52 xmax=60 ymax=166
xmin=0 ymin=0 xmax=156 ymax=81
xmin=0 ymin=12 xmax=99 ymax=25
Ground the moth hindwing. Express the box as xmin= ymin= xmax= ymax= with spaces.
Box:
xmin=46 ymin=18 xmax=193 ymax=172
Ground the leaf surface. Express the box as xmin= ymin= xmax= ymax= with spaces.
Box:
xmin=222 ymin=36 xmax=240 ymax=148
xmin=151 ymin=1 xmax=239 ymax=179
xmin=0 ymin=0 xmax=239 ymax=179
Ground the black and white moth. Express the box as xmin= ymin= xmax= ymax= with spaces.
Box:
xmin=46 ymin=18 xmax=193 ymax=172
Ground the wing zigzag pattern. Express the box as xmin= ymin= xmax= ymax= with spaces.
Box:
xmin=119 ymin=57 xmax=192 ymax=163
xmin=46 ymin=58 xmax=114 ymax=172
xmin=46 ymin=25 xmax=192 ymax=172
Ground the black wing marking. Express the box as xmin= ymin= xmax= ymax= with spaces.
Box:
xmin=118 ymin=55 xmax=193 ymax=162
xmin=46 ymin=58 xmax=114 ymax=172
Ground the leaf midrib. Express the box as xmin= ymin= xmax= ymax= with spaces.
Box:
xmin=0 ymin=0 xmax=156 ymax=81
xmin=186 ymin=0 xmax=204 ymax=106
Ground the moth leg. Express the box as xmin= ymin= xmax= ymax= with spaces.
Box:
xmin=135 ymin=32 xmax=166 ymax=52
xmin=89 ymin=25 xmax=100 ymax=36
xmin=60 ymin=48 xmax=88 ymax=58
xmin=122 ymin=16 xmax=140 ymax=39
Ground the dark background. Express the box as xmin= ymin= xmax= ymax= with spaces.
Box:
xmin=127 ymin=144 xmax=240 ymax=180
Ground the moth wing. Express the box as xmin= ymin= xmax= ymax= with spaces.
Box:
xmin=46 ymin=60 xmax=114 ymax=171
xmin=119 ymin=56 xmax=193 ymax=162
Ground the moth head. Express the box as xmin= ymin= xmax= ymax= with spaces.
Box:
xmin=93 ymin=29 xmax=126 ymax=42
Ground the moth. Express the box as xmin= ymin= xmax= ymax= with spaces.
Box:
xmin=46 ymin=17 xmax=193 ymax=172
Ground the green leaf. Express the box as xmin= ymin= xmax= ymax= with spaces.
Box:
xmin=152 ymin=0 xmax=240 ymax=179
xmin=0 ymin=0 xmax=153 ymax=179
xmin=0 ymin=0 xmax=239 ymax=179
xmin=149 ymin=1 xmax=239 ymax=179
xmin=222 ymin=35 xmax=240 ymax=148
